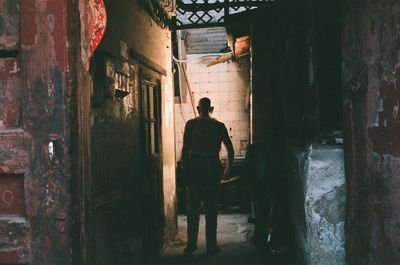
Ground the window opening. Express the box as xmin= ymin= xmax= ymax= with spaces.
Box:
xmin=142 ymin=78 xmax=161 ymax=155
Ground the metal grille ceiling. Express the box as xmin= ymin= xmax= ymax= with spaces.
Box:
xmin=176 ymin=0 xmax=275 ymax=29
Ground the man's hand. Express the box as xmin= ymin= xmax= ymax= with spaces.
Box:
xmin=221 ymin=124 xmax=234 ymax=182
xmin=221 ymin=166 xmax=231 ymax=181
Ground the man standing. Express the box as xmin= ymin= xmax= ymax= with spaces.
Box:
xmin=181 ymin=97 xmax=234 ymax=255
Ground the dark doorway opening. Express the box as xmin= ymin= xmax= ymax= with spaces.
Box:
xmin=168 ymin=1 xmax=344 ymax=265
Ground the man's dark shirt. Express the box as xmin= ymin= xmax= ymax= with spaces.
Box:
xmin=181 ymin=116 xmax=232 ymax=186
xmin=182 ymin=116 xmax=231 ymax=159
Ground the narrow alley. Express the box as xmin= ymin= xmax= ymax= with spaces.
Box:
xmin=1 ymin=0 xmax=400 ymax=265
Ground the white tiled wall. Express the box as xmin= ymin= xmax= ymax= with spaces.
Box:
xmin=175 ymin=55 xmax=250 ymax=161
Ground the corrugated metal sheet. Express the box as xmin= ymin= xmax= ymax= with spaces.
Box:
xmin=183 ymin=27 xmax=229 ymax=54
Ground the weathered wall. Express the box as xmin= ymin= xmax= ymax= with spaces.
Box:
xmin=289 ymin=146 xmax=345 ymax=265
xmin=0 ymin=0 xmax=73 ymax=264
xmin=98 ymin=2 xmax=176 ymax=239
xmin=342 ymin=0 xmax=400 ymax=264
xmin=1 ymin=0 xmax=176 ymax=264
xmin=175 ymin=55 xmax=250 ymax=160
xmin=76 ymin=0 xmax=176 ymax=263
xmin=250 ymin=2 xmax=345 ymax=264
xmin=99 ymin=0 xmax=177 ymax=244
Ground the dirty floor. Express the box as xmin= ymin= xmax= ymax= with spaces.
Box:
xmin=153 ymin=214 xmax=293 ymax=265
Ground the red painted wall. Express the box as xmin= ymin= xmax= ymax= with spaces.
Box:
xmin=0 ymin=0 xmax=73 ymax=264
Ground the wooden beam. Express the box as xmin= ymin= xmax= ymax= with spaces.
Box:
xmin=206 ymin=53 xmax=234 ymax=67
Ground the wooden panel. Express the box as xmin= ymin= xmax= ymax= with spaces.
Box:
xmin=0 ymin=248 xmax=19 ymax=264
xmin=0 ymin=174 xmax=25 ymax=216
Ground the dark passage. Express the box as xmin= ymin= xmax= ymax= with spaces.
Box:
xmin=170 ymin=149 xmax=294 ymax=265
xmin=170 ymin=0 xmax=343 ymax=264
xmin=153 ymin=214 xmax=293 ymax=265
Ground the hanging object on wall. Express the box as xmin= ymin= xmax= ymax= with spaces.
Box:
xmin=89 ymin=0 xmax=107 ymax=54
xmin=79 ymin=0 xmax=107 ymax=70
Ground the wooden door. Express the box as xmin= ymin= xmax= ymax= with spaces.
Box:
xmin=141 ymin=75 xmax=164 ymax=260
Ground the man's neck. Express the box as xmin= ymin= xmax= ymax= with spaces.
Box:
xmin=199 ymin=114 xmax=210 ymax=118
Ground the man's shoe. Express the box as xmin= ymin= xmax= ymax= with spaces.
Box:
xmin=206 ymin=246 xmax=221 ymax=255
xmin=183 ymin=245 xmax=197 ymax=255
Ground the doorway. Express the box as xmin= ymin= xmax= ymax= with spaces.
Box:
xmin=141 ymin=74 xmax=165 ymax=261
xmin=168 ymin=1 xmax=344 ymax=265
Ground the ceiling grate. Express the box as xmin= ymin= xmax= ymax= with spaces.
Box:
xmin=175 ymin=0 xmax=275 ymax=29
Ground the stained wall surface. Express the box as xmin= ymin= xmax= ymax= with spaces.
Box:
xmin=77 ymin=0 xmax=177 ymax=263
xmin=0 ymin=0 xmax=176 ymax=264
xmin=290 ymin=146 xmax=345 ymax=265
xmin=0 ymin=0 xmax=73 ymax=264
xmin=342 ymin=0 xmax=400 ymax=264
xmin=250 ymin=3 xmax=345 ymax=265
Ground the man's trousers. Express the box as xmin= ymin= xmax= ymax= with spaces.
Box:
xmin=185 ymin=157 xmax=222 ymax=250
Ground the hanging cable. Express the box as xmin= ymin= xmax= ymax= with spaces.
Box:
xmin=173 ymin=52 xmax=233 ymax=119
xmin=172 ymin=52 xmax=232 ymax=63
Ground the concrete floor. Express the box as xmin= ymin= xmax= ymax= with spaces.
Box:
xmin=153 ymin=214 xmax=293 ymax=265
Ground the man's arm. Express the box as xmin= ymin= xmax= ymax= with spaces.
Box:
xmin=221 ymin=124 xmax=234 ymax=181
xmin=181 ymin=121 xmax=192 ymax=171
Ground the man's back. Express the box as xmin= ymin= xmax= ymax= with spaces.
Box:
xmin=181 ymin=97 xmax=234 ymax=255
xmin=185 ymin=116 xmax=227 ymax=157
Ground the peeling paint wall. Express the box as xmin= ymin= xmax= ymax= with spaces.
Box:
xmin=1 ymin=0 xmax=176 ymax=264
xmin=342 ymin=0 xmax=400 ymax=264
xmin=290 ymin=146 xmax=345 ymax=265
xmin=0 ymin=0 xmax=73 ymax=264
xmin=250 ymin=2 xmax=345 ymax=264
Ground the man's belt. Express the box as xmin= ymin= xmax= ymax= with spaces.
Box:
xmin=190 ymin=154 xmax=219 ymax=159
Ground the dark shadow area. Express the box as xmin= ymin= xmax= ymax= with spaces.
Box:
xmin=153 ymin=214 xmax=294 ymax=265
xmin=172 ymin=0 xmax=343 ymax=264
xmin=172 ymin=144 xmax=295 ymax=265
